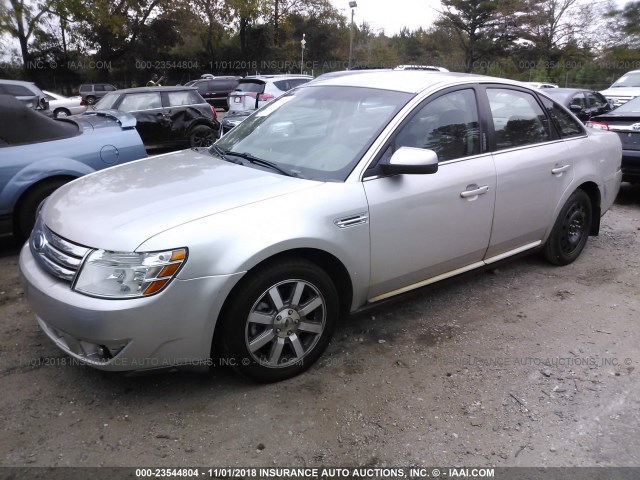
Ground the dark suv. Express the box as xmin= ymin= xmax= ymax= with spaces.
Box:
xmin=93 ymin=86 xmax=220 ymax=149
xmin=186 ymin=76 xmax=242 ymax=110
xmin=79 ymin=83 xmax=117 ymax=105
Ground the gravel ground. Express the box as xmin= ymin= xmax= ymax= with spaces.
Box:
xmin=0 ymin=184 xmax=638 ymax=468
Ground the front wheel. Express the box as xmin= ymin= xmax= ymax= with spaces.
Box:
xmin=15 ymin=179 xmax=70 ymax=242
xmin=543 ymin=189 xmax=592 ymax=266
xmin=189 ymin=125 xmax=216 ymax=148
xmin=216 ymin=258 xmax=339 ymax=382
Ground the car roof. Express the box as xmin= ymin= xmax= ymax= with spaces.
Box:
xmin=110 ymin=86 xmax=199 ymax=94
xmin=306 ymin=71 xmax=521 ymax=94
xmin=242 ymin=75 xmax=313 ymax=81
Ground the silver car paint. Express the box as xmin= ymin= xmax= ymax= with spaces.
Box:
xmin=19 ymin=72 xmax=623 ymax=371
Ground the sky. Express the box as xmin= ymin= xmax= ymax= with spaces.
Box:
xmin=329 ymin=0 xmax=443 ymax=35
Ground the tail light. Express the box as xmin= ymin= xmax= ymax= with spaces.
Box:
xmin=258 ymin=93 xmax=275 ymax=101
xmin=586 ymin=121 xmax=609 ymax=131
xmin=80 ymin=99 xmax=86 ymax=106
xmin=211 ymin=105 xmax=217 ymax=120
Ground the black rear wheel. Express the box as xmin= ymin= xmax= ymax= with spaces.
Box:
xmin=189 ymin=125 xmax=215 ymax=148
xmin=543 ymin=189 xmax=592 ymax=266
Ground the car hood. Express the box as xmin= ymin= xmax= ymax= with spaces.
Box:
xmin=600 ymin=87 xmax=640 ymax=97
xmin=43 ymin=149 xmax=323 ymax=252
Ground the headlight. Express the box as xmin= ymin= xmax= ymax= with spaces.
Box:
xmin=73 ymin=248 xmax=187 ymax=299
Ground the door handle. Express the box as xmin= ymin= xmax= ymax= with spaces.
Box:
xmin=551 ymin=165 xmax=571 ymax=175
xmin=460 ymin=185 xmax=489 ymax=198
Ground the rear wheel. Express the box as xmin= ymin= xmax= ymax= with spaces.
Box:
xmin=543 ymin=189 xmax=592 ymax=265
xmin=189 ymin=125 xmax=215 ymax=148
xmin=216 ymin=258 xmax=339 ymax=382
xmin=53 ymin=108 xmax=71 ymax=118
xmin=15 ymin=179 xmax=70 ymax=242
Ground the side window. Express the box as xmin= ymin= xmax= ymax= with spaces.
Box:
xmin=570 ymin=93 xmax=587 ymax=109
xmin=195 ymin=81 xmax=208 ymax=93
xmin=289 ymin=78 xmax=311 ymax=88
xmin=79 ymin=85 xmax=90 ymax=92
xmin=394 ymin=89 xmax=480 ymax=162
xmin=540 ymin=97 xmax=584 ymax=138
xmin=587 ymin=92 xmax=607 ymax=109
xmin=119 ymin=93 xmax=162 ymax=111
xmin=105 ymin=85 xmax=116 ymax=92
xmin=94 ymin=85 xmax=105 ymax=92
xmin=273 ymin=80 xmax=290 ymax=91
xmin=487 ymin=88 xmax=550 ymax=149
xmin=168 ymin=90 xmax=197 ymax=106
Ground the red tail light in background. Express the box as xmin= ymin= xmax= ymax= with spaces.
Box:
xmin=586 ymin=121 xmax=610 ymax=131
xmin=211 ymin=105 xmax=217 ymax=120
xmin=258 ymin=93 xmax=275 ymax=101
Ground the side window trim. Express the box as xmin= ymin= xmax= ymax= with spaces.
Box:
xmin=477 ymin=84 xmax=561 ymax=152
xmin=364 ymin=84 xmax=488 ymax=176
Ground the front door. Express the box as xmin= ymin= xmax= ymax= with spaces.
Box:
xmin=364 ymin=88 xmax=496 ymax=301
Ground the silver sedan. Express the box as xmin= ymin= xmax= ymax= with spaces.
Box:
xmin=20 ymin=71 xmax=622 ymax=382
xmin=43 ymin=90 xmax=87 ymax=118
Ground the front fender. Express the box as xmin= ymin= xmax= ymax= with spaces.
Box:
xmin=137 ymin=182 xmax=372 ymax=311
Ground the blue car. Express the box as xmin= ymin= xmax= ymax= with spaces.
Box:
xmin=0 ymin=95 xmax=147 ymax=241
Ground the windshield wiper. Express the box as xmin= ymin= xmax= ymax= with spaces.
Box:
xmin=210 ymin=145 xmax=242 ymax=165
xmin=226 ymin=151 xmax=300 ymax=178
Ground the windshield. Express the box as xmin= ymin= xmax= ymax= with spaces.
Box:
xmin=94 ymin=92 xmax=120 ymax=109
xmin=613 ymin=95 xmax=640 ymax=113
xmin=611 ymin=72 xmax=640 ymax=88
xmin=215 ymin=85 xmax=412 ymax=181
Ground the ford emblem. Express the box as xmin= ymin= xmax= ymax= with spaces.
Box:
xmin=632 ymin=123 xmax=640 ymax=131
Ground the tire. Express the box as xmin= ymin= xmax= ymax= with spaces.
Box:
xmin=543 ymin=189 xmax=592 ymax=266
xmin=15 ymin=179 xmax=70 ymax=242
xmin=216 ymin=258 xmax=339 ymax=383
xmin=86 ymin=96 xmax=96 ymax=105
xmin=188 ymin=125 xmax=216 ymax=148
xmin=54 ymin=108 xmax=70 ymax=118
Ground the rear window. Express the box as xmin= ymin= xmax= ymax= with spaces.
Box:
xmin=236 ymin=81 xmax=265 ymax=93
xmin=94 ymin=92 xmax=120 ymax=110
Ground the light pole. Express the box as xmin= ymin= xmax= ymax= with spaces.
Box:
xmin=301 ymin=33 xmax=306 ymax=74
xmin=348 ymin=1 xmax=357 ymax=70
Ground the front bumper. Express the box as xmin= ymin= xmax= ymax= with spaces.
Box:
xmin=19 ymin=243 xmax=243 ymax=371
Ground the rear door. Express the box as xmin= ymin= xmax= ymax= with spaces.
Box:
xmin=116 ymin=92 xmax=165 ymax=145
xmin=483 ymin=86 xmax=574 ymax=259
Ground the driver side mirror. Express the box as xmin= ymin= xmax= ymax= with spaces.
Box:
xmin=380 ymin=147 xmax=439 ymax=175
xmin=569 ymin=104 xmax=584 ymax=113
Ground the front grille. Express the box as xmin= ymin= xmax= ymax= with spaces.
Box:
xmin=30 ymin=219 xmax=91 ymax=282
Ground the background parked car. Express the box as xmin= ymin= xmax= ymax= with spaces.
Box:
xmin=542 ymin=88 xmax=612 ymax=123
xmin=219 ymin=109 xmax=252 ymax=137
xmin=0 ymin=94 xmax=146 ymax=240
xmin=186 ymin=76 xmax=242 ymax=110
xmin=600 ymin=70 xmax=640 ymax=107
xmin=228 ymin=74 xmax=313 ymax=112
xmin=93 ymin=86 xmax=220 ymax=149
xmin=0 ymin=79 xmax=49 ymax=113
xmin=43 ymin=90 xmax=87 ymax=118
xmin=587 ymin=95 xmax=640 ymax=183
xmin=79 ymin=83 xmax=117 ymax=105
xmin=525 ymin=82 xmax=559 ymax=89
